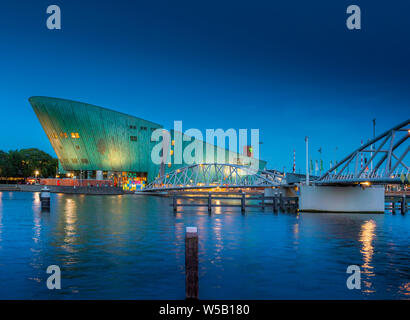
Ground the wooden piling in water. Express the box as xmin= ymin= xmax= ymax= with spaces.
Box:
xmin=185 ymin=227 xmax=198 ymax=300
xmin=273 ymin=197 xmax=278 ymax=213
xmin=40 ymin=187 xmax=51 ymax=211
xmin=279 ymin=193 xmax=283 ymax=212
xmin=208 ymin=192 xmax=212 ymax=214
xmin=173 ymin=195 xmax=177 ymax=213
xmin=241 ymin=192 xmax=245 ymax=213
xmin=401 ymin=196 xmax=407 ymax=215
xmin=392 ymin=200 xmax=395 ymax=214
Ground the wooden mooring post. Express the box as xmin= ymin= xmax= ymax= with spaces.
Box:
xmin=392 ymin=200 xmax=395 ymax=214
xmin=279 ymin=193 xmax=283 ymax=212
xmin=241 ymin=191 xmax=246 ymax=213
xmin=401 ymin=195 xmax=407 ymax=215
xmin=185 ymin=227 xmax=199 ymax=300
xmin=273 ymin=197 xmax=278 ymax=213
xmin=40 ymin=186 xmax=51 ymax=211
xmin=173 ymin=195 xmax=177 ymax=213
xmin=208 ymin=192 xmax=212 ymax=214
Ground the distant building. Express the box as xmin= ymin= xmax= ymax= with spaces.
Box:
xmin=29 ymin=96 xmax=266 ymax=189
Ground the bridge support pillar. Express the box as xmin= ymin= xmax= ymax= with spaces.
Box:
xmin=299 ymin=185 xmax=385 ymax=213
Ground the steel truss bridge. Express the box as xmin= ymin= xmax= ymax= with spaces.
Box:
xmin=144 ymin=163 xmax=284 ymax=191
xmin=144 ymin=120 xmax=409 ymax=192
xmin=317 ymin=119 xmax=410 ymax=185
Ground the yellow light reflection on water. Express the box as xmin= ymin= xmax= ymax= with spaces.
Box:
xmin=211 ymin=217 xmax=224 ymax=271
xmin=62 ymin=198 xmax=78 ymax=253
xmin=214 ymin=200 xmax=222 ymax=214
xmin=359 ymin=219 xmax=376 ymax=293
xmin=293 ymin=222 xmax=299 ymax=237
xmin=398 ymin=282 xmax=410 ymax=296
xmin=32 ymin=210 xmax=41 ymax=244
xmin=32 ymin=192 xmax=40 ymax=205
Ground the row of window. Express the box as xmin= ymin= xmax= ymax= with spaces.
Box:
xmin=48 ymin=132 xmax=80 ymax=139
xmin=129 ymin=125 xmax=158 ymax=132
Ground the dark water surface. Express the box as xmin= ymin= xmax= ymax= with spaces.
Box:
xmin=0 ymin=191 xmax=409 ymax=299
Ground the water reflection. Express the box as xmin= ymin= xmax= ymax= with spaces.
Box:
xmin=32 ymin=210 xmax=41 ymax=244
xmin=62 ymin=198 xmax=78 ymax=253
xmin=293 ymin=216 xmax=300 ymax=247
xmin=398 ymin=282 xmax=410 ymax=296
xmin=214 ymin=200 xmax=222 ymax=214
xmin=359 ymin=219 xmax=376 ymax=294
xmin=212 ymin=217 xmax=223 ymax=260
xmin=32 ymin=193 xmax=42 ymax=243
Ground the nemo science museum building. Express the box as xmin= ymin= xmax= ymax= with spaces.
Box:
xmin=29 ymin=96 xmax=266 ymax=191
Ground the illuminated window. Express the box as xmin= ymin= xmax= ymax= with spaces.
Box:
xmin=170 ymin=150 xmax=174 ymax=155
xmin=171 ymin=140 xmax=175 ymax=146
xmin=71 ymin=132 xmax=80 ymax=139
xmin=168 ymin=162 xmax=172 ymax=168
xmin=130 ymin=136 xmax=138 ymax=141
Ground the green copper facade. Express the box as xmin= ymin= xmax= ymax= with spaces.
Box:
xmin=29 ymin=96 xmax=162 ymax=181
xmin=29 ymin=96 xmax=266 ymax=182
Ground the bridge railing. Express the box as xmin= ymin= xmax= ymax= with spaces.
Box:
xmin=144 ymin=163 xmax=284 ymax=191
xmin=317 ymin=119 xmax=409 ymax=184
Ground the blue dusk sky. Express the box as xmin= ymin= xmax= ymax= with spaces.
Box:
xmin=0 ymin=0 xmax=409 ymax=172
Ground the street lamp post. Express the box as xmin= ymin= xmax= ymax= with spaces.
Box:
xmin=371 ymin=119 xmax=376 ymax=171
xmin=305 ymin=136 xmax=309 ymax=185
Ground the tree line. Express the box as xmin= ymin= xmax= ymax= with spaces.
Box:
xmin=0 ymin=148 xmax=58 ymax=178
